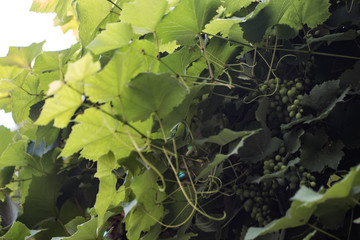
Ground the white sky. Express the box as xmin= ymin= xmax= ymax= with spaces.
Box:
xmin=0 ymin=0 xmax=77 ymax=129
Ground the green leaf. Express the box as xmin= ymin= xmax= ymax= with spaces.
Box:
xmin=121 ymin=0 xmax=168 ymax=34
xmin=30 ymin=0 xmax=59 ymax=13
xmin=0 ymin=141 xmax=29 ymax=168
xmin=120 ymin=72 xmax=188 ymax=121
xmin=18 ymin=173 xmax=66 ymax=227
xmin=60 ymin=105 xmax=152 ymax=161
xmin=0 ymin=42 xmax=44 ymax=68
xmin=283 ymin=129 xmax=305 ymax=154
xmin=65 ymin=53 xmax=100 ymax=85
xmin=204 ymin=18 xmax=242 ymax=38
xmin=76 ymin=0 xmax=112 ymax=47
xmin=87 ymin=22 xmax=133 ymax=54
xmin=32 ymin=51 xmax=60 ymax=74
xmin=61 ymin=218 xmax=97 ymax=240
xmin=340 ymin=60 xmax=360 ymax=91
xmin=300 ymin=129 xmax=344 ymax=172
xmin=94 ymin=153 xmax=118 ymax=229
xmin=159 ymin=46 xmax=201 ymax=75
xmin=196 ymin=129 xmax=255 ymax=146
xmin=240 ymin=0 xmax=331 ymax=43
xmin=222 ymin=0 xmax=255 ymax=14
xmin=11 ymin=75 xmax=41 ymax=124
xmin=84 ymin=47 xmax=148 ymax=103
xmin=157 ymin=0 xmax=221 ymax=44
xmin=35 ymin=83 xmax=83 ymax=128
xmin=0 ymin=126 xmax=15 ymax=155
xmin=1 ymin=221 xmax=31 ymax=239
xmin=131 ymin=169 xmax=166 ymax=209
xmin=125 ymin=203 xmax=164 ymax=240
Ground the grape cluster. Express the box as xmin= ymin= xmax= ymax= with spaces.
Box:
xmin=263 ymin=142 xmax=288 ymax=175
xmin=286 ymin=165 xmax=316 ymax=190
xmin=236 ymin=181 xmax=279 ymax=227
xmin=256 ymin=77 xmax=312 ymax=125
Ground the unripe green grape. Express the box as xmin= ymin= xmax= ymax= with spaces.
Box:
xmin=275 ymin=155 xmax=281 ymax=161
xmin=269 ymin=189 xmax=275 ymax=196
xmin=281 ymin=165 xmax=286 ymax=170
xmin=260 ymin=84 xmax=268 ymax=92
xmin=294 ymin=99 xmax=300 ymax=105
xmin=295 ymin=112 xmax=302 ymax=119
xmin=282 ymin=96 xmax=289 ymax=104
xmin=289 ymin=111 xmax=296 ymax=118
xmin=279 ymin=87 xmax=287 ymax=95
xmin=306 ymin=173 xmax=311 ymax=179
xmin=270 ymin=101 xmax=277 ymax=108
xmin=274 ymin=166 xmax=279 ymax=171
xmin=263 ymin=205 xmax=269 ymax=211
xmin=269 ymin=162 xmax=275 ymax=168
xmin=264 ymin=170 xmax=271 ymax=174
xmin=299 ymin=166 xmax=305 ymax=172
xmin=310 ymin=181 xmax=316 ymax=187
xmin=295 ymin=82 xmax=303 ymax=90
xmin=310 ymin=176 xmax=316 ymax=181
xmin=297 ymin=94 xmax=304 ymax=100
xmin=272 ymin=181 xmax=278 ymax=189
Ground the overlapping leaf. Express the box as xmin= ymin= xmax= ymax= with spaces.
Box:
xmin=121 ymin=0 xmax=168 ymax=34
xmin=60 ymin=105 xmax=152 ymax=161
xmin=87 ymin=22 xmax=133 ymax=55
xmin=35 ymin=83 xmax=83 ymax=128
xmin=120 ymin=72 xmax=188 ymax=121
xmin=157 ymin=0 xmax=221 ymax=44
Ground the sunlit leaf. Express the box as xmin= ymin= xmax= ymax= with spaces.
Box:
xmin=0 ymin=42 xmax=44 ymax=68
xmin=87 ymin=22 xmax=133 ymax=54
xmin=35 ymin=84 xmax=83 ymax=128
xmin=121 ymin=0 xmax=168 ymax=34
xmin=120 ymin=72 xmax=188 ymax=121
xmin=157 ymin=0 xmax=221 ymax=44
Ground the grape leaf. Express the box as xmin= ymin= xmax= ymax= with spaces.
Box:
xmin=64 ymin=53 xmax=100 ymax=85
xmin=76 ymin=0 xmax=112 ymax=46
xmin=35 ymin=84 xmax=83 ymax=128
xmin=0 ymin=141 xmax=30 ymax=168
xmin=222 ymin=0 xmax=255 ymax=14
xmin=11 ymin=74 xmax=42 ymax=124
xmin=204 ymin=18 xmax=242 ymax=37
xmin=340 ymin=60 xmax=360 ymax=91
xmin=120 ymin=0 xmax=168 ymax=34
xmin=32 ymin=51 xmax=60 ymax=74
xmin=120 ymin=72 xmax=188 ymax=121
xmin=0 ymin=221 xmax=31 ymax=239
xmin=240 ymin=0 xmax=331 ymax=43
xmin=283 ymin=129 xmax=305 ymax=154
xmin=158 ymin=46 xmax=201 ymax=75
xmin=84 ymin=47 xmax=148 ymax=103
xmin=300 ymin=129 xmax=344 ymax=172
xmin=125 ymin=203 xmax=164 ymax=240
xmin=18 ymin=173 xmax=66 ymax=227
xmin=157 ymin=0 xmax=221 ymax=44
xmin=30 ymin=0 xmax=59 ymax=13
xmin=0 ymin=42 xmax=44 ymax=68
xmin=87 ymin=22 xmax=133 ymax=55
xmin=61 ymin=218 xmax=97 ymax=240
xmin=60 ymin=106 xmax=152 ymax=161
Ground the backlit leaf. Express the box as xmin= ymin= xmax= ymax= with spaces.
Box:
xmin=87 ymin=22 xmax=133 ymax=54
xmin=121 ymin=0 xmax=168 ymax=34
xmin=157 ymin=0 xmax=221 ymax=44
xmin=120 ymin=72 xmax=188 ymax=121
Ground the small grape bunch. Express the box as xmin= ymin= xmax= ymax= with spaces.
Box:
xmin=236 ymin=180 xmax=279 ymax=227
xmin=286 ymin=165 xmax=316 ymax=191
xmin=263 ymin=142 xmax=287 ymax=175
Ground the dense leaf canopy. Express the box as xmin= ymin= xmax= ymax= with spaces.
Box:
xmin=0 ymin=0 xmax=360 ymax=239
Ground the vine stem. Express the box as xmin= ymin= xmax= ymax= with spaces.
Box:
xmin=106 ymin=0 xmax=122 ymax=10
xmin=307 ymin=223 xmax=341 ymax=240
xmin=198 ymin=34 xmax=215 ymax=81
